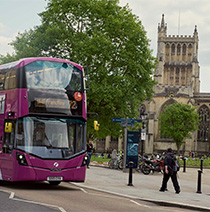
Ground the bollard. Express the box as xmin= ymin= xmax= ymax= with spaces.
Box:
xmin=128 ymin=161 xmax=134 ymax=186
xmin=183 ymin=158 xmax=186 ymax=173
xmin=200 ymin=158 xmax=203 ymax=173
xmin=196 ymin=170 xmax=202 ymax=194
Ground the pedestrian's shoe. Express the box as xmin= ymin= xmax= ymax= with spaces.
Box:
xmin=159 ymin=188 xmax=168 ymax=192
xmin=175 ymin=190 xmax=180 ymax=194
xmin=87 ymin=166 xmax=90 ymax=169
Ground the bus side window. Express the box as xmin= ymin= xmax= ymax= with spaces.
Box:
xmin=0 ymin=74 xmax=5 ymax=90
xmin=3 ymin=122 xmax=14 ymax=153
xmin=4 ymin=69 xmax=17 ymax=90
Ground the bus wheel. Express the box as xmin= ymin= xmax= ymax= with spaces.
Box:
xmin=49 ymin=181 xmax=61 ymax=186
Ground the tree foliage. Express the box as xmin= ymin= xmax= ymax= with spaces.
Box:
xmin=0 ymin=0 xmax=156 ymax=140
xmin=159 ymin=102 xmax=200 ymax=152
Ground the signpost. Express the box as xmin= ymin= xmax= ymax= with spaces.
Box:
xmin=112 ymin=117 xmax=142 ymax=171
xmin=112 ymin=118 xmax=141 ymax=127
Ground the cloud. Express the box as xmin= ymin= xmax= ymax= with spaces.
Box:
xmin=0 ymin=22 xmax=15 ymax=54
xmin=0 ymin=23 xmax=11 ymax=36
xmin=0 ymin=36 xmax=14 ymax=55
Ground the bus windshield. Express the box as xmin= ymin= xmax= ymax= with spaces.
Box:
xmin=15 ymin=117 xmax=85 ymax=159
xmin=25 ymin=60 xmax=82 ymax=91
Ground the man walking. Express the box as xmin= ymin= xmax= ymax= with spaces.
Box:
xmin=86 ymin=140 xmax=93 ymax=168
xmin=159 ymin=148 xmax=180 ymax=194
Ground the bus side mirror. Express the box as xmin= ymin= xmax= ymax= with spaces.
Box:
xmin=5 ymin=122 xmax=12 ymax=133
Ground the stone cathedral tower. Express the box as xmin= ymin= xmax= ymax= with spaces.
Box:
xmin=155 ymin=14 xmax=200 ymax=97
xmin=143 ymin=14 xmax=207 ymax=155
xmin=95 ymin=14 xmax=210 ymax=156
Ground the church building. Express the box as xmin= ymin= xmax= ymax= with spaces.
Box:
xmin=144 ymin=14 xmax=210 ymax=156
xmin=96 ymin=14 xmax=210 ymax=156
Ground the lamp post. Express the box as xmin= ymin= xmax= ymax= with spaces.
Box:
xmin=140 ymin=111 xmax=147 ymax=156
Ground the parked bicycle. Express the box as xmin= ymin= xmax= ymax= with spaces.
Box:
xmin=108 ymin=154 xmax=123 ymax=169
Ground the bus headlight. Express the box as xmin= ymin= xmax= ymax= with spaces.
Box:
xmin=16 ymin=153 xmax=28 ymax=166
xmin=82 ymin=155 xmax=88 ymax=166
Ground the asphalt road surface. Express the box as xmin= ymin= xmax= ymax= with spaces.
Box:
xmin=0 ymin=181 xmax=195 ymax=212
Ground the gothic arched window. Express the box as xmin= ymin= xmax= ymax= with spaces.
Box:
xmin=159 ymin=99 xmax=176 ymax=139
xmin=197 ymin=105 xmax=209 ymax=141
xmin=177 ymin=44 xmax=181 ymax=55
xmin=165 ymin=43 xmax=170 ymax=56
xmin=171 ymin=44 xmax=175 ymax=55
xmin=183 ymin=44 xmax=186 ymax=55
xmin=188 ymin=44 xmax=193 ymax=56
xmin=175 ymin=68 xmax=179 ymax=85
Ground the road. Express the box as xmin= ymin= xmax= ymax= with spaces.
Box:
xmin=0 ymin=181 xmax=195 ymax=212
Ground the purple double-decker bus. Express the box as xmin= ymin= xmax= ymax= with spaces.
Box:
xmin=0 ymin=57 xmax=87 ymax=185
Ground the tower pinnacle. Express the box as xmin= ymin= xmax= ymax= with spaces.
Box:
xmin=161 ymin=14 xmax=165 ymax=28
xmin=158 ymin=14 xmax=167 ymax=36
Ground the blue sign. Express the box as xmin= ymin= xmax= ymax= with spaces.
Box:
xmin=112 ymin=118 xmax=142 ymax=127
xmin=112 ymin=118 xmax=125 ymax=123
xmin=126 ymin=131 xmax=139 ymax=168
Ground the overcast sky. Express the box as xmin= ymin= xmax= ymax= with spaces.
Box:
xmin=1 ymin=0 xmax=210 ymax=92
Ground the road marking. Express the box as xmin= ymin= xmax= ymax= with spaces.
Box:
xmin=12 ymin=196 xmax=67 ymax=212
xmin=0 ymin=189 xmax=67 ymax=212
xmin=130 ymin=200 xmax=151 ymax=208
xmin=9 ymin=192 xmax=15 ymax=199
xmin=79 ymin=185 xmax=153 ymax=208
xmin=88 ymin=192 xmax=126 ymax=200
xmin=80 ymin=188 xmax=88 ymax=193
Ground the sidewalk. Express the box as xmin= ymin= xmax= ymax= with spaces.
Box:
xmin=75 ymin=164 xmax=210 ymax=211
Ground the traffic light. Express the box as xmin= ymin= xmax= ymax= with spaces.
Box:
xmin=94 ymin=120 xmax=100 ymax=131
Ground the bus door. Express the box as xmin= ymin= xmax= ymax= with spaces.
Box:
xmin=0 ymin=121 xmax=14 ymax=180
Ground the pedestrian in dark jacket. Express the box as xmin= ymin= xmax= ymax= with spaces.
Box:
xmin=159 ymin=148 xmax=180 ymax=194
xmin=86 ymin=140 xmax=93 ymax=168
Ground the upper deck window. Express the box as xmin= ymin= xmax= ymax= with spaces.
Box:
xmin=25 ymin=61 xmax=82 ymax=91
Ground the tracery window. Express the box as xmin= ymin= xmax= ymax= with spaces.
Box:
xmin=177 ymin=44 xmax=181 ymax=55
xmin=197 ymin=105 xmax=209 ymax=141
xmin=171 ymin=44 xmax=175 ymax=55
xmin=183 ymin=44 xmax=186 ymax=55
xmin=159 ymin=99 xmax=175 ymax=139
xmin=188 ymin=44 xmax=193 ymax=56
xmin=175 ymin=68 xmax=179 ymax=85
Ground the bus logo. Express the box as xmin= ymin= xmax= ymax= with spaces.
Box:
xmin=53 ymin=162 xmax=59 ymax=167
xmin=74 ymin=92 xmax=82 ymax=101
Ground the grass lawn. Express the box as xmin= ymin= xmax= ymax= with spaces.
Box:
xmin=91 ymin=154 xmax=111 ymax=164
xmin=91 ymin=153 xmax=210 ymax=167
xmin=178 ymin=157 xmax=210 ymax=167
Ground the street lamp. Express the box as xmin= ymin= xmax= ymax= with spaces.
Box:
xmin=140 ymin=110 xmax=147 ymax=156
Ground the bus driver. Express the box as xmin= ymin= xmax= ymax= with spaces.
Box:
xmin=33 ymin=122 xmax=50 ymax=146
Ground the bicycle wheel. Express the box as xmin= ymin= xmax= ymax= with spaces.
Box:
xmin=108 ymin=159 xmax=115 ymax=169
xmin=118 ymin=159 xmax=123 ymax=169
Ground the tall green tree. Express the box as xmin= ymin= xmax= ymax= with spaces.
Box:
xmin=159 ymin=102 xmax=200 ymax=153
xmin=0 ymin=0 xmax=156 ymax=140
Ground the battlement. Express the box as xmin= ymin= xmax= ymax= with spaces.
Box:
xmin=164 ymin=34 xmax=195 ymax=42
xmin=168 ymin=35 xmax=192 ymax=38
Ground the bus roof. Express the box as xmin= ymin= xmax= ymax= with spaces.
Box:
xmin=0 ymin=57 xmax=83 ymax=71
